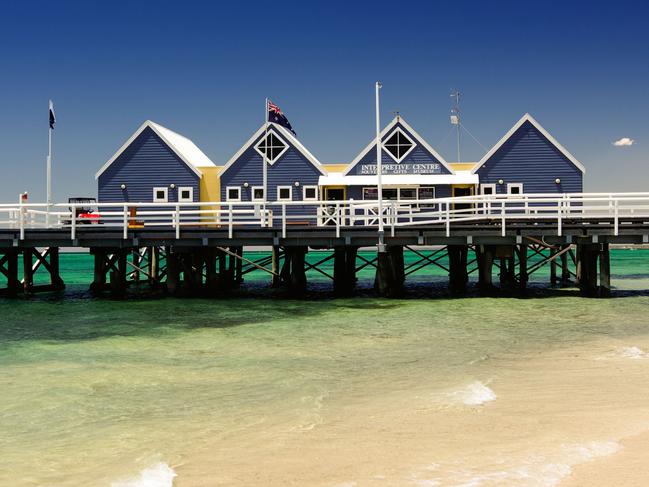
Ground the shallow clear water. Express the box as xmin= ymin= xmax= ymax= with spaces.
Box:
xmin=1 ymin=250 xmax=649 ymax=486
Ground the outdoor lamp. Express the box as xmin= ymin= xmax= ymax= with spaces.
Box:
xmin=120 ymin=184 xmax=126 ymax=190
xmin=498 ymin=179 xmax=504 ymax=185
xmin=170 ymin=183 xmax=176 ymax=189
xmin=555 ymin=178 xmax=561 ymax=184
xmin=294 ymin=181 xmax=300 ymax=187
xmin=243 ymin=182 xmax=249 ymax=188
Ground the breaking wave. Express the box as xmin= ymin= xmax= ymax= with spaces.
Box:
xmin=111 ymin=462 xmax=176 ymax=487
xmin=447 ymin=381 xmax=497 ymax=406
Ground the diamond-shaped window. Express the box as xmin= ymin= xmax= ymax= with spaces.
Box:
xmin=383 ymin=128 xmax=415 ymax=162
xmin=255 ymin=131 xmax=288 ymax=164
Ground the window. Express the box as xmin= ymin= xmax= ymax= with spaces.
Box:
xmin=153 ymin=187 xmax=168 ymax=203
xmin=251 ymin=186 xmax=265 ymax=201
xmin=226 ymin=186 xmax=241 ymax=201
xmin=418 ymin=186 xmax=436 ymax=209
xmin=507 ymin=183 xmax=523 ymax=195
xmin=480 ymin=184 xmax=496 ymax=195
xmin=363 ymin=187 xmax=378 ymax=200
xmin=178 ymin=186 xmax=193 ymax=202
xmin=419 ymin=186 xmax=435 ymax=200
xmin=382 ymin=128 xmax=415 ymax=162
xmin=277 ymin=186 xmax=292 ymax=201
xmin=399 ymin=188 xmax=417 ymax=200
xmin=303 ymin=185 xmax=318 ymax=201
xmin=255 ymin=131 xmax=289 ymax=164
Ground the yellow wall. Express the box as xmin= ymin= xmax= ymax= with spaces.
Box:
xmin=449 ymin=163 xmax=478 ymax=172
xmin=199 ymin=166 xmax=221 ymax=223
xmin=323 ymin=164 xmax=349 ymax=173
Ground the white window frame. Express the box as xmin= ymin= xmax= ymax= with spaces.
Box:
xmin=480 ymin=183 xmax=496 ymax=195
xmin=153 ymin=187 xmax=168 ymax=203
xmin=177 ymin=186 xmax=194 ymax=203
xmin=251 ymin=186 xmax=265 ymax=202
xmin=277 ymin=186 xmax=293 ymax=201
xmin=507 ymin=183 xmax=523 ymax=195
xmin=226 ymin=186 xmax=241 ymax=202
xmin=254 ymin=129 xmax=289 ymax=165
xmin=382 ymin=127 xmax=416 ymax=163
xmin=302 ymin=185 xmax=318 ymax=201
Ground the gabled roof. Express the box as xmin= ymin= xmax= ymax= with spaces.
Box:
xmin=343 ymin=116 xmax=455 ymax=176
xmin=220 ymin=123 xmax=327 ymax=176
xmin=95 ymin=120 xmax=216 ymax=179
xmin=471 ymin=113 xmax=585 ymax=174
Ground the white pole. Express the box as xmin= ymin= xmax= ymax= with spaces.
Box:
xmin=47 ymin=100 xmax=53 ymax=227
xmin=263 ymin=98 xmax=268 ymax=213
xmin=375 ymin=82 xmax=384 ymax=245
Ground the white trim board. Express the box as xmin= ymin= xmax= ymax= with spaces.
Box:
xmin=220 ymin=123 xmax=327 ymax=176
xmin=95 ymin=120 xmax=215 ymax=179
xmin=471 ymin=113 xmax=586 ymax=174
xmin=343 ymin=116 xmax=455 ymax=176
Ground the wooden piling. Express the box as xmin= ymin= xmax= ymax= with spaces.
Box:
xmin=271 ymin=246 xmax=281 ymax=288
xmin=550 ymin=247 xmax=558 ymax=286
xmin=22 ymin=248 xmax=34 ymax=295
xmin=375 ymin=246 xmax=404 ymax=298
xmin=448 ymin=245 xmax=468 ymax=294
xmin=518 ymin=244 xmax=528 ymax=291
xmin=560 ymin=245 xmax=571 ymax=286
xmin=477 ymin=245 xmax=495 ymax=292
xmin=598 ymin=243 xmax=611 ymax=297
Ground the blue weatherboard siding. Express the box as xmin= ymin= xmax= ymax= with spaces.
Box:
xmin=220 ymin=130 xmax=322 ymax=211
xmin=98 ymin=127 xmax=200 ymax=203
xmin=346 ymin=122 xmax=452 ymax=176
xmin=475 ymin=121 xmax=583 ymax=194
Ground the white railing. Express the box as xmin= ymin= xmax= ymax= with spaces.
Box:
xmin=2 ymin=192 xmax=649 ymax=240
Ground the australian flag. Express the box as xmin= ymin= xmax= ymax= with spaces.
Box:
xmin=267 ymin=100 xmax=296 ymax=135
xmin=49 ymin=100 xmax=56 ymax=129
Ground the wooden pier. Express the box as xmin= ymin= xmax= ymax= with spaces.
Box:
xmin=1 ymin=193 xmax=648 ymax=298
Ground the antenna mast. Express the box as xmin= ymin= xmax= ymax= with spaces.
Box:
xmin=450 ymin=90 xmax=461 ymax=162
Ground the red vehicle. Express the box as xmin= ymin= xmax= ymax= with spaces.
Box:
xmin=68 ymin=197 xmax=101 ymax=224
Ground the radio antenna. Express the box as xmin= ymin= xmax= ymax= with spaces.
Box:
xmin=450 ymin=90 xmax=461 ymax=162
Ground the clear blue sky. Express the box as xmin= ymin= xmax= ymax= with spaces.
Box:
xmin=0 ymin=0 xmax=647 ymax=201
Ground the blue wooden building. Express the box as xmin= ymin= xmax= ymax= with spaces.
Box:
xmin=471 ymin=114 xmax=585 ymax=195
xmin=95 ymin=120 xmax=217 ymax=204
xmin=319 ymin=116 xmax=478 ymax=202
xmin=219 ymin=123 xmax=327 ymax=209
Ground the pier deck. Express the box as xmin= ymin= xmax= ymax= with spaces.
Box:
xmin=1 ymin=193 xmax=649 ymax=298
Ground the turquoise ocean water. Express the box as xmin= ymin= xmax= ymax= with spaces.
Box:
xmin=1 ymin=249 xmax=649 ymax=486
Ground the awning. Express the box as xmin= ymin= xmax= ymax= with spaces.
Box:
xmin=318 ymin=172 xmax=479 ymax=186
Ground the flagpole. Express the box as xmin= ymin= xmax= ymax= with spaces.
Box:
xmin=375 ymin=82 xmax=384 ymax=249
xmin=47 ymin=100 xmax=53 ymax=227
xmin=263 ymin=98 xmax=268 ymax=223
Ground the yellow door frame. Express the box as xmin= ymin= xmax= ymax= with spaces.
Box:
xmin=323 ymin=186 xmax=347 ymax=201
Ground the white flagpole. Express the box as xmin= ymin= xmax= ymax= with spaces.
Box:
xmin=375 ymin=82 xmax=384 ymax=246
xmin=263 ymin=98 xmax=268 ymax=221
xmin=47 ymin=100 xmax=53 ymax=227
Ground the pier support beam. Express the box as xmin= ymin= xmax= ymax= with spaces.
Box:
xmin=496 ymin=246 xmax=516 ymax=289
xmin=280 ymin=246 xmax=308 ymax=294
xmin=517 ymin=244 xmax=528 ymax=292
xmin=598 ymin=243 xmax=611 ymax=298
xmin=375 ymin=246 xmax=404 ymax=298
xmin=271 ymin=246 xmax=282 ymax=288
xmin=333 ymin=246 xmax=358 ymax=296
xmin=577 ymin=243 xmax=601 ymax=297
xmin=0 ymin=249 xmax=20 ymax=296
xmin=476 ymin=245 xmax=495 ymax=293
xmin=448 ymin=245 xmax=468 ymax=294
xmin=560 ymin=245 xmax=571 ymax=286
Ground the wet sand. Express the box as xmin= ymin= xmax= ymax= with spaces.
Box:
xmin=561 ymin=431 xmax=649 ymax=487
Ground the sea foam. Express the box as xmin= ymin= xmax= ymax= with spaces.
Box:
xmin=619 ymin=346 xmax=648 ymax=359
xmin=415 ymin=440 xmax=620 ymax=487
xmin=448 ymin=381 xmax=497 ymax=406
xmin=111 ymin=462 xmax=177 ymax=487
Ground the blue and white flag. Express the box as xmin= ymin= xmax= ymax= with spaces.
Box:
xmin=49 ymin=100 xmax=56 ymax=129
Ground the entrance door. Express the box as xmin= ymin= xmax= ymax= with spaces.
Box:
xmin=452 ymin=186 xmax=474 ymax=212
xmin=325 ymin=188 xmax=346 ymax=201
